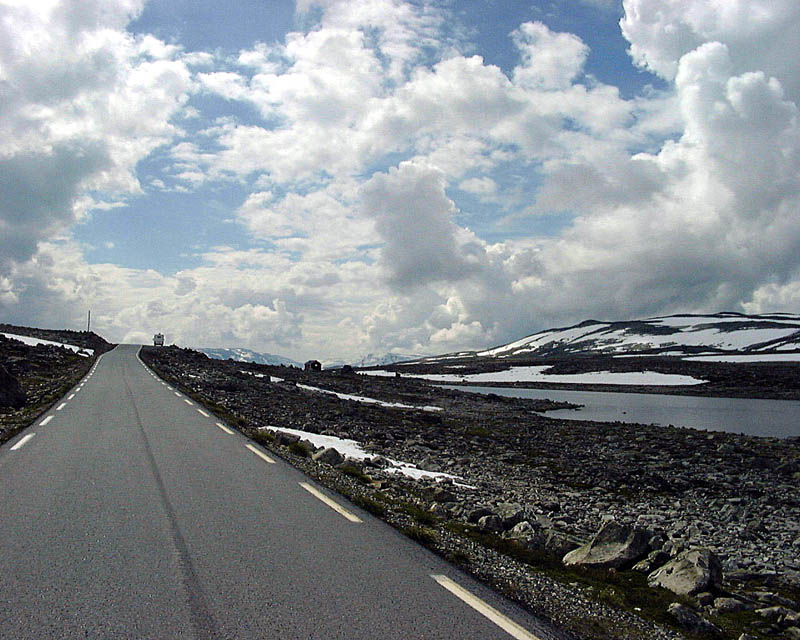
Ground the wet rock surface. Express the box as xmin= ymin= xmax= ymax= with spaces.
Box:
xmin=142 ymin=345 xmax=800 ymax=639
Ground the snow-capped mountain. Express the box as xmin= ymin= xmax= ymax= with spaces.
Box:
xmin=198 ymin=347 xmax=301 ymax=367
xmin=475 ymin=313 xmax=800 ymax=359
xmin=322 ymin=353 xmax=422 ymax=369
xmin=353 ymin=352 xmax=422 ymax=367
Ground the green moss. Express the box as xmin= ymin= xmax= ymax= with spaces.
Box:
xmin=402 ymin=525 xmax=438 ymax=545
xmin=288 ymin=441 xmax=312 ymax=457
xmin=337 ymin=463 xmax=371 ymax=483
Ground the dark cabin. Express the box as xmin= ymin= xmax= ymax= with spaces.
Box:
xmin=304 ymin=359 xmax=322 ymax=372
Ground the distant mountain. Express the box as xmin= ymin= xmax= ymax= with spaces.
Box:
xmin=198 ymin=347 xmax=301 ymax=367
xmin=353 ymin=352 xmax=422 ymax=367
xmin=479 ymin=313 xmax=800 ymax=359
xmin=416 ymin=312 xmax=800 ymax=362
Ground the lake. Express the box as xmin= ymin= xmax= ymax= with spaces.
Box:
xmin=444 ymin=385 xmax=800 ymax=439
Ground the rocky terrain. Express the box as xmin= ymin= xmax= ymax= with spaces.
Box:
xmin=0 ymin=324 xmax=113 ymax=443
xmin=142 ymin=345 xmax=800 ymax=640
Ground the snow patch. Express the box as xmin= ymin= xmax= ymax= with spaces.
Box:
xmin=296 ymin=383 xmax=442 ymax=411
xmin=361 ymin=366 xmax=704 ymax=386
xmin=1 ymin=332 xmax=94 ymax=356
xmin=260 ymin=426 xmax=465 ymax=484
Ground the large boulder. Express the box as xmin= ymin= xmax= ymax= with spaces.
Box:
xmin=0 ymin=364 xmax=25 ymax=409
xmin=648 ymin=548 xmax=722 ymax=596
xmin=563 ymin=520 xmax=650 ymax=570
xmin=312 ymin=447 xmax=345 ymax=466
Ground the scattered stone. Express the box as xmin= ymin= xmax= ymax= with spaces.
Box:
xmin=478 ymin=515 xmax=504 ymax=533
xmin=633 ymin=550 xmax=670 ymax=574
xmin=563 ymin=520 xmax=650 ymax=570
xmin=648 ymin=548 xmax=722 ymax=596
xmin=714 ymin=597 xmax=751 ymax=613
xmin=495 ymin=502 xmax=527 ymax=530
xmin=274 ymin=431 xmax=301 ymax=446
xmin=667 ymin=602 xmax=721 ymax=634
xmin=431 ymin=487 xmax=456 ymax=503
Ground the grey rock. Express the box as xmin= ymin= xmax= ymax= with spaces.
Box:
xmin=545 ymin=530 xmax=582 ymax=557
xmin=755 ymin=606 xmax=795 ymax=623
xmin=714 ymin=597 xmax=751 ymax=613
xmin=495 ymin=502 xmax=527 ymax=530
xmin=667 ymin=602 xmax=721 ymax=634
xmin=478 ymin=515 xmax=504 ymax=533
xmin=312 ymin=447 xmax=345 ymax=466
xmin=633 ymin=550 xmax=670 ymax=574
xmin=431 ymin=487 xmax=457 ymax=503
xmin=467 ymin=507 xmax=495 ymax=524
xmin=275 ymin=431 xmax=301 ymax=446
xmin=648 ymin=548 xmax=722 ymax=596
xmin=563 ymin=520 xmax=650 ymax=570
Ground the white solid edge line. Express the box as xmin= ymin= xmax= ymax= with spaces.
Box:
xmin=198 ymin=409 xmax=209 ymax=417
xmin=246 ymin=444 xmax=276 ymax=464
xmin=40 ymin=416 xmax=53 ymax=426
xmin=10 ymin=433 xmax=35 ymax=451
xmin=298 ymin=482 xmax=362 ymax=523
xmin=216 ymin=422 xmax=233 ymax=435
xmin=430 ymin=574 xmax=541 ymax=640
xmin=56 ymin=403 xmax=66 ymax=411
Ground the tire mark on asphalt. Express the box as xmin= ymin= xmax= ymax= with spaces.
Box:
xmin=121 ymin=368 xmax=220 ymax=640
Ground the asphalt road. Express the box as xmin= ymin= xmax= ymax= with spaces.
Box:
xmin=0 ymin=344 xmax=563 ymax=639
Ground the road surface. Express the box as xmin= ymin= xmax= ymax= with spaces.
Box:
xmin=0 ymin=344 xmax=563 ymax=639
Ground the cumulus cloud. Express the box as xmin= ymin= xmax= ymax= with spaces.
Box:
xmin=0 ymin=0 xmax=191 ymax=272
xmin=3 ymin=0 xmax=800 ymax=361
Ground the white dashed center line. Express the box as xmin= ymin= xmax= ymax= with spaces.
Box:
xmin=56 ymin=403 xmax=66 ymax=411
xmin=299 ymin=482 xmax=362 ymax=523
xmin=430 ymin=574 xmax=541 ymax=640
xmin=184 ymin=399 xmax=193 ymax=406
xmin=68 ymin=394 xmax=75 ymax=400
xmin=197 ymin=409 xmax=209 ymax=417
xmin=216 ymin=422 xmax=233 ymax=435
xmin=246 ymin=444 xmax=276 ymax=464
xmin=10 ymin=434 xmax=35 ymax=451
xmin=174 ymin=392 xmax=181 ymax=397
xmin=39 ymin=416 xmax=53 ymax=426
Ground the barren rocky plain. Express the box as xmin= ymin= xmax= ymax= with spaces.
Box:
xmin=2 ymin=327 xmax=799 ymax=639
xmin=138 ymin=345 xmax=800 ymax=640
xmin=0 ymin=325 xmax=113 ymax=444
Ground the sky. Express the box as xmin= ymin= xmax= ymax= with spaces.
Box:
xmin=2 ymin=0 xmax=800 ymax=362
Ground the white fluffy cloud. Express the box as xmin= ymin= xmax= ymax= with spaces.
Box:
xmin=3 ymin=0 xmax=800 ymax=361
xmin=0 ymin=0 xmax=191 ymax=270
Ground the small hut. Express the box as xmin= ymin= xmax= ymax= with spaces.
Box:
xmin=304 ymin=359 xmax=322 ymax=372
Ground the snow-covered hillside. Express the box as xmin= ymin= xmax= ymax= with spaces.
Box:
xmin=198 ymin=347 xmax=300 ymax=367
xmin=475 ymin=313 xmax=800 ymax=359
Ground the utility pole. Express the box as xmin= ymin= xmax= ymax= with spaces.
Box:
xmin=87 ymin=310 xmax=91 ymax=333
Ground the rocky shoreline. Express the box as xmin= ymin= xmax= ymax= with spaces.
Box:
xmin=141 ymin=346 xmax=800 ymax=640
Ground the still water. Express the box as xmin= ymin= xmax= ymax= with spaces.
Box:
xmin=444 ymin=385 xmax=800 ymax=439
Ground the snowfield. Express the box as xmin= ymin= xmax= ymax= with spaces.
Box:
xmin=361 ymin=366 xmax=704 ymax=386
xmin=684 ymin=353 xmax=800 ymax=363
xmin=1 ymin=332 xmax=94 ymax=356
xmin=474 ymin=313 xmax=800 ymax=358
